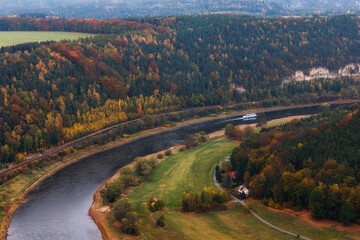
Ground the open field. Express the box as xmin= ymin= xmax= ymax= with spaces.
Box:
xmin=0 ymin=31 xmax=96 ymax=47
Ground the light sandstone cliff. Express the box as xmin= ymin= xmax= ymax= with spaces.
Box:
xmin=283 ymin=63 xmax=360 ymax=84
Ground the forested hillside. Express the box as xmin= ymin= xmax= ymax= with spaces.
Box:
xmin=0 ymin=15 xmax=359 ymax=164
xmin=230 ymin=104 xmax=360 ymax=225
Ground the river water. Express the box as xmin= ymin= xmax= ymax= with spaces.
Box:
xmin=6 ymin=104 xmax=348 ymax=240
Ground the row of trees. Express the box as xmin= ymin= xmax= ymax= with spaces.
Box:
xmin=230 ymin=105 xmax=360 ymax=225
xmin=181 ymin=187 xmax=230 ymax=212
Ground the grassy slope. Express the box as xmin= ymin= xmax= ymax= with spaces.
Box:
xmin=0 ymin=31 xmax=95 ymax=47
xmin=251 ymin=202 xmax=355 ymax=240
xmin=126 ymin=138 xmax=294 ymax=240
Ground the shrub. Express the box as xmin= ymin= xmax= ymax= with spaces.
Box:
xmin=165 ymin=149 xmax=172 ymax=156
xmin=134 ymin=157 xmax=156 ymax=177
xmin=119 ymin=166 xmax=137 ymax=187
xmin=157 ymin=153 xmax=164 ymax=159
xmin=142 ymin=115 xmax=155 ymax=129
xmin=185 ymin=131 xmax=208 ymax=149
xmin=182 ymin=187 xmax=230 ymax=212
xmin=120 ymin=212 xmax=140 ymax=235
xmin=181 ymin=191 xmax=197 ymax=212
xmin=148 ymin=196 xmax=165 ymax=212
xmin=156 ymin=212 xmax=166 ymax=227
xmin=113 ymin=198 xmax=132 ymax=221
xmin=179 ymin=146 xmax=186 ymax=151
xmin=100 ymin=180 xmax=124 ymax=203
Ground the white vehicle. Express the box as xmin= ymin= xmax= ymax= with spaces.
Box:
xmin=242 ymin=113 xmax=257 ymax=120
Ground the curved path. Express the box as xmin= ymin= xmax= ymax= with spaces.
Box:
xmin=214 ymin=157 xmax=312 ymax=240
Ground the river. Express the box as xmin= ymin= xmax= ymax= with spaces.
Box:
xmin=6 ymin=103 xmax=350 ymax=240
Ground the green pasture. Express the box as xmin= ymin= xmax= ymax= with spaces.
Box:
xmin=0 ymin=31 xmax=95 ymax=47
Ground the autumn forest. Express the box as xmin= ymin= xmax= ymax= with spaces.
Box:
xmin=0 ymin=15 xmax=359 ymax=164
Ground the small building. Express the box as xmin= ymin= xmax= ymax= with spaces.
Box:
xmin=238 ymin=185 xmax=249 ymax=198
xmin=230 ymin=171 xmax=236 ymax=181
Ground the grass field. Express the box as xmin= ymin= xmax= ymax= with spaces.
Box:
xmin=0 ymin=31 xmax=96 ymax=47
xmin=125 ymin=138 xmax=295 ymax=240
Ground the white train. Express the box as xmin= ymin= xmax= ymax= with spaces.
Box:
xmin=242 ymin=113 xmax=257 ymax=120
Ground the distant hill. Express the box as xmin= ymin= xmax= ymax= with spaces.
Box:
xmin=271 ymin=0 xmax=360 ymax=10
xmin=1 ymin=0 xmax=359 ymax=19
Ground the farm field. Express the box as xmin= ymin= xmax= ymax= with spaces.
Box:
xmin=0 ymin=31 xmax=95 ymax=47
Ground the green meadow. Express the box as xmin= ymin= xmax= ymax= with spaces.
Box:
xmin=0 ymin=31 xmax=95 ymax=47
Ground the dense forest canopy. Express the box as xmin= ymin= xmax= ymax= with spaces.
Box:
xmin=0 ymin=15 xmax=359 ymax=163
xmin=229 ymin=105 xmax=360 ymax=224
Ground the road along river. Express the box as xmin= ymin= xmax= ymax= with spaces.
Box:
xmin=6 ymin=103 xmax=351 ymax=240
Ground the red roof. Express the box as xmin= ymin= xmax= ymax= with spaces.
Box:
xmin=230 ymin=171 xmax=236 ymax=179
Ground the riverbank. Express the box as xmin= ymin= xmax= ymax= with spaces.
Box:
xmin=2 ymin=99 xmax=358 ymax=239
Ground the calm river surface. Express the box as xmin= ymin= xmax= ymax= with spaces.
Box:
xmin=6 ymin=104 xmax=349 ymax=240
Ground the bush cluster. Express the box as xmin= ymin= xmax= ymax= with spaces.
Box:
xmin=101 ymin=157 xmax=156 ymax=203
xmin=134 ymin=157 xmax=157 ymax=177
xmin=148 ymin=196 xmax=165 ymax=212
xmin=184 ymin=131 xmax=208 ymax=149
xmin=181 ymin=187 xmax=230 ymax=212
xmin=112 ymin=198 xmax=140 ymax=235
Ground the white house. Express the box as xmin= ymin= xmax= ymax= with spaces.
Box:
xmin=238 ymin=185 xmax=249 ymax=198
